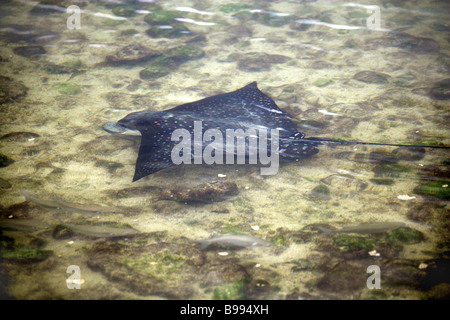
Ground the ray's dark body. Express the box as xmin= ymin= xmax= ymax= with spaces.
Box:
xmin=111 ymin=82 xmax=320 ymax=181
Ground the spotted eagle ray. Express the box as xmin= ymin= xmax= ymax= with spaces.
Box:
xmin=103 ymin=82 xmax=449 ymax=182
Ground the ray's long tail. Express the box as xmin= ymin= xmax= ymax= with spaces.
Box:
xmin=302 ymin=137 xmax=450 ymax=149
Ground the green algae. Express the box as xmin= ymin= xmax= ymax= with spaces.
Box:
xmin=347 ymin=11 xmax=368 ymax=19
xmin=103 ymin=19 xmax=124 ymax=26
xmin=44 ymin=63 xmax=72 ymax=74
xmin=313 ymin=78 xmax=333 ymax=87
xmin=57 ymin=83 xmax=81 ymax=95
xmin=310 ymin=184 xmax=331 ymax=200
xmin=220 ymin=223 xmax=246 ymax=235
xmin=213 ymin=279 xmax=248 ymax=300
xmin=231 ymin=198 xmax=253 ymax=214
xmin=259 ymin=12 xmax=292 ymax=27
xmin=146 ymin=24 xmax=191 ymax=38
xmin=220 ymin=4 xmax=251 ymax=13
xmin=140 ymin=45 xmax=204 ymax=79
xmin=269 ymin=233 xmax=287 ymax=247
xmin=413 ymin=181 xmax=450 ymax=200
xmin=2 ymin=244 xmax=51 ymax=263
xmin=62 ymin=60 xmax=82 ymax=68
xmin=112 ymin=6 xmax=136 ymax=17
xmin=165 ymin=45 xmax=204 ymax=63
xmin=372 ymin=163 xmax=411 ymax=178
xmin=332 ymin=234 xmax=379 ymax=251
xmin=140 ymin=60 xmax=174 ymax=80
xmin=387 ymin=227 xmax=424 ymax=244
xmin=144 ymin=10 xmax=177 ymax=25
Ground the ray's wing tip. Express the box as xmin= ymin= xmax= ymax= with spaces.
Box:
xmin=132 ymin=170 xmax=144 ymax=182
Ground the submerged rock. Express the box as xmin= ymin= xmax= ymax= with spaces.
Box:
xmin=369 ymin=151 xmax=399 ymax=164
xmin=1 ymin=245 xmax=52 ymax=263
xmin=86 ymin=241 xmax=204 ymax=299
xmin=393 ymin=33 xmax=440 ymax=55
xmin=413 ymin=78 xmax=450 ymax=100
xmin=103 ymin=44 xmax=160 ymax=66
xmin=144 ymin=9 xmax=177 ymax=25
xmin=29 ymin=2 xmax=64 ymax=16
xmin=237 ymin=52 xmax=291 ymax=72
xmin=13 ymin=45 xmax=46 ymax=58
xmin=43 ymin=63 xmax=78 ymax=74
xmin=371 ymin=32 xmax=440 ymax=55
xmin=140 ymin=45 xmax=204 ymax=80
xmin=139 ymin=61 xmax=174 ymax=80
xmin=290 ymin=19 xmax=313 ymax=31
xmin=316 ymin=262 xmax=367 ymax=293
xmin=143 ymin=9 xmax=192 ymax=38
xmin=220 ymin=3 xmax=251 ymax=13
xmin=57 ymin=82 xmax=81 ymax=95
xmin=370 ymin=178 xmax=395 ymax=186
xmin=418 ymin=163 xmax=450 ymax=183
xmin=392 ymin=147 xmax=426 ymax=161
xmin=310 ymin=184 xmax=331 ymax=201
xmin=0 ymin=154 xmax=14 ymax=168
xmin=0 ymin=24 xmax=59 ymax=44
xmin=226 ymin=25 xmax=252 ymax=37
xmin=159 ymin=182 xmax=238 ymax=203
xmin=386 ymin=227 xmax=425 ymax=244
xmin=0 ymin=178 xmax=11 ymax=190
xmin=0 ymin=202 xmax=33 ymax=219
xmin=406 ymin=203 xmax=438 ymax=223
xmin=146 ymin=24 xmax=192 ymax=38
xmin=353 ymin=71 xmax=390 ymax=84
xmin=255 ymin=11 xmax=294 ymax=27
xmin=0 ymin=132 xmax=40 ymax=143
xmin=52 ymin=224 xmax=74 ymax=240
xmin=111 ymin=5 xmax=136 ymax=17
xmin=0 ymin=76 xmax=28 ymax=104
xmin=372 ymin=163 xmax=411 ymax=178
xmin=332 ymin=234 xmax=379 ymax=251
xmin=165 ymin=45 xmax=204 ymax=63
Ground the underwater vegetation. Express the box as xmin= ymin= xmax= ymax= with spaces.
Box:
xmin=139 ymin=45 xmax=204 ymax=80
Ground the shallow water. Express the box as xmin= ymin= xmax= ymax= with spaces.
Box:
xmin=0 ymin=0 xmax=449 ymax=300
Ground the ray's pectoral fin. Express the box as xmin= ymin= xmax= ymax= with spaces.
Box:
xmin=133 ymin=133 xmax=175 ymax=182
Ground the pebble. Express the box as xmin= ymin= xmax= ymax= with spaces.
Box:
xmin=397 ymin=195 xmax=416 ymax=201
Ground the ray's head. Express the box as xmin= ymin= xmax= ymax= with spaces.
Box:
xmin=117 ymin=111 xmax=156 ymax=131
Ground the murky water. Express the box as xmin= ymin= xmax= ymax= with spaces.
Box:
xmin=0 ymin=0 xmax=449 ymax=300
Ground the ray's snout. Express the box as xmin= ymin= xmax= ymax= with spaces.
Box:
xmin=102 ymin=120 xmax=140 ymax=135
xmin=102 ymin=121 xmax=128 ymax=134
